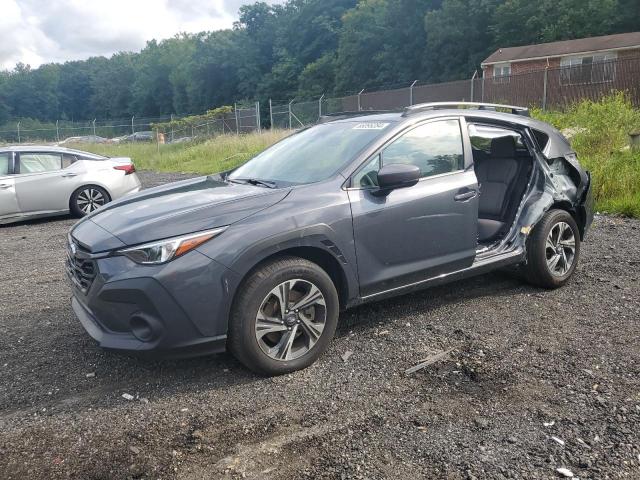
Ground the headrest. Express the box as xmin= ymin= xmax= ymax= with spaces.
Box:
xmin=490 ymin=136 xmax=516 ymax=159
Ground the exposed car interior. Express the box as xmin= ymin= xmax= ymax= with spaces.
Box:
xmin=469 ymin=124 xmax=534 ymax=245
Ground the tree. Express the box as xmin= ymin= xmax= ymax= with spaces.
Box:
xmin=424 ymin=0 xmax=499 ymax=82
xmin=491 ymin=0 xmax=621 ymax=48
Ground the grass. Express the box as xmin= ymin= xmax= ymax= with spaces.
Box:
xmin=76 ymin=129 xmax=290 ymax=174
xmin=75 ymin=94 xmax=640 ymax=217
xmin=532 ymin=93 xmax=640 ymax=217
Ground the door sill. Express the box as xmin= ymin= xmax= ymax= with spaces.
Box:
xmin=361 ymin=247 xmax=524 ymax=302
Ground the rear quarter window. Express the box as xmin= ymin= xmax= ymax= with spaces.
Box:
xmin=532 ymin=129 xmax=550 ymax=152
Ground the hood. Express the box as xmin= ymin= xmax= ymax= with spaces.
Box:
xmin=72 ymin=176 xmax=289 ymax=251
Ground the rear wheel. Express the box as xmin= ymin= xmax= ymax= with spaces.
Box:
xmin=70 ymin=186 xmax=110 ymax=217
xmin=228 ymin=256 xmax=339 ymax=375
xmin=523 ymin=209 xmax=581 ymax=288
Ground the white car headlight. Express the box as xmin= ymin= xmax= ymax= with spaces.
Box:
xmin=117 ymin=227 xmax=226 ymax=265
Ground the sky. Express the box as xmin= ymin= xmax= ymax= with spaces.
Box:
xmin=0 ymin=0 xmax=283 ymax=70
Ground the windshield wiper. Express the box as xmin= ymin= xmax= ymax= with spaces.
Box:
xmin=228 ymin=178 xmax=277 ymax=189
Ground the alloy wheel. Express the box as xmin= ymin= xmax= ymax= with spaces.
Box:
xmin=255 ymin=279 xmax=327 ymax=361
xmin=76 ymin=188 xmax=106 ymax=213
xmin=545 ymin=221 xmax=576 ymax=276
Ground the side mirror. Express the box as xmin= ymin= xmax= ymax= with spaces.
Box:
xmin=375 ymin=163 xmax=420 ymax=194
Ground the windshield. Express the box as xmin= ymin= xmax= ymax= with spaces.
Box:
xmin=229 ymin=120 xmax=394 ymax=185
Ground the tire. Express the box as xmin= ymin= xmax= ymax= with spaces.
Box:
xmin=523 ymin=209 xmax=581 ymax=289
xmin=70 ymin=185 xmax=111 ymax=217
xmin=228 ymin=256 xmax=339 ymax=376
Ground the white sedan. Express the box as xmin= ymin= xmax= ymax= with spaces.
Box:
xmin=0 ymin=146 xmax=141 ymax=225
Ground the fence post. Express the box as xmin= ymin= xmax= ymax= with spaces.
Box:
xmin=17 ymin=122 xmax=20 ymax=144
xmin=170 ymin=114 xmax=174 ymax=142
xmin=409 ymin=80 xmax=417 ymax=106
xmin=318 ymin=94 xmax=325 ymax=119
xmin=357 ymin=89 xmax=365 ymax=111
xmin=56 ymin=120 xmax=59 ymax=142
xmin=255 ymin=102 xmax=261 ymax=133
xmin=234 ymin=103 xmax=240 ymax=134
xmin=542 ymin=68 xmax=548 ymax=110
xmin=269 ymin=99 xmax=274 ymax=129
xmin=470 ymin=71 xmax=477 ymax=102
xmin=131 ymin=116 xmax=135 ymax=134
xmin=288 ymin=100 xmax=293 ymax=129
xmin=481 ymin=75 xmax=485 ymax=102
xmin=92 ymin=119 xmax=96 ymax=136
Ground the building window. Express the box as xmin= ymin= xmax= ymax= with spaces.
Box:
xmin=493 ymin=63 xmax=511 ymax=84
xmin=560 ymin=52 xmax=617 ymax=85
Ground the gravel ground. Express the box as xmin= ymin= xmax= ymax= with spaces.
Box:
xmin=0 ymin=171 xmax=639 ymax=479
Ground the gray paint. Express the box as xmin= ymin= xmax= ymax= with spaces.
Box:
xmin=68 ymin=107 xmax=592 ymax=356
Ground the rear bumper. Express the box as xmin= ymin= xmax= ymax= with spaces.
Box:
xmin=110 ymin=173 xmax=142 ymax=200
xmin=578 ymin=171 xmax=594 ymax=239
xmin=67 ymin=249 xmax=240 ymax=358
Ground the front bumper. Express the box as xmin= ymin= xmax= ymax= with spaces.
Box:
xmin=67 ymin=246 xmax=240 ymax=358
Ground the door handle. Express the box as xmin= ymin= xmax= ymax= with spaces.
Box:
xmin=0 ymin=183 xmax=11 ymax=189
xmin=454 ymin=189 xmax=477 ymax=202
xmin=61 ymin=173 xmax=78 ymax=178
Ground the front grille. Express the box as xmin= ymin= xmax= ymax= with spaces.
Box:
xmin=65 ymin=239 xmax=97 ymax=294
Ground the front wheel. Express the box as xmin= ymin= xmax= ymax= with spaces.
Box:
xmin=523 ymin=209 xmax=581 ymax=289
xmin=228 ymin=256 xmax=339 ymax=375
xmin=70 ymin=185 xmax=110 ymax=217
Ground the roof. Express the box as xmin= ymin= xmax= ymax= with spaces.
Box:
xmin=3 ymin=145 xmax=78 ymax=152
xmin=0 ymin=145 xmax=107 ymax=158
xmin=328 ymin=106 xmax=573 ymax=159
xmin=482 ymin=31 xmax=640 ymax=65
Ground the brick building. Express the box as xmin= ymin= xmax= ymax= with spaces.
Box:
xmin=478 ymin=32 xmax=640 ymax=108
xmin=482 ymin=32 xmax=640 ymax=83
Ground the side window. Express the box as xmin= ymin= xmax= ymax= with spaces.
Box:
xmin=382 ymin=120 xmax=464 ymax=178
xmin=467 ymin=124 xmax=527 ymax=160
xmin=0 ymin=153 xmax=9 ymax=176
xmin=352 ymin=154 xmax=381 ymax=188
xmin=18 ymin=153 xmax=63 ymax=174
xmin=62 ymin=154 xmax=77 ymax=168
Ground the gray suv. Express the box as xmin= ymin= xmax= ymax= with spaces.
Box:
xmin=66 ymin=102 xmax=593 ymax=375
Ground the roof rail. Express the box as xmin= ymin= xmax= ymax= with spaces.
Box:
xmin=402 ymin=102 xmax=530 ymax=117
xmin=318 ymin=110 xmax=392 ymax=123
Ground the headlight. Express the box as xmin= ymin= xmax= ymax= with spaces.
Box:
xmin=117 ymin=227 xmax=226 ymax=265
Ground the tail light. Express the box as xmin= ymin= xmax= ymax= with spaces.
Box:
xmin=114 ymin=164 xmax=136 ymax=175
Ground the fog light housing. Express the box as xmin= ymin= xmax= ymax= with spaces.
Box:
xmin=130 ymin=314 xmax=160 ymax=342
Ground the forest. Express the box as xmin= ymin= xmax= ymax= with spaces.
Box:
xmin=0 ymin=0 xmax=638 ymax=124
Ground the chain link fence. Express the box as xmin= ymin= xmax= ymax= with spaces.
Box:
xmin=157 ymin=102 xmax=261 ymax=144
xmin=0 ymin=103 xmax=261 ymax=145
xmin=271 ymin=55 xmax=640 ymax=129
xmin=1 ymin=56 xmax=638 ymax=144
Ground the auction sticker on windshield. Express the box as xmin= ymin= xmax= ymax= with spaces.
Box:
xmin=353 ymin=122 xmax=390 ymax=130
